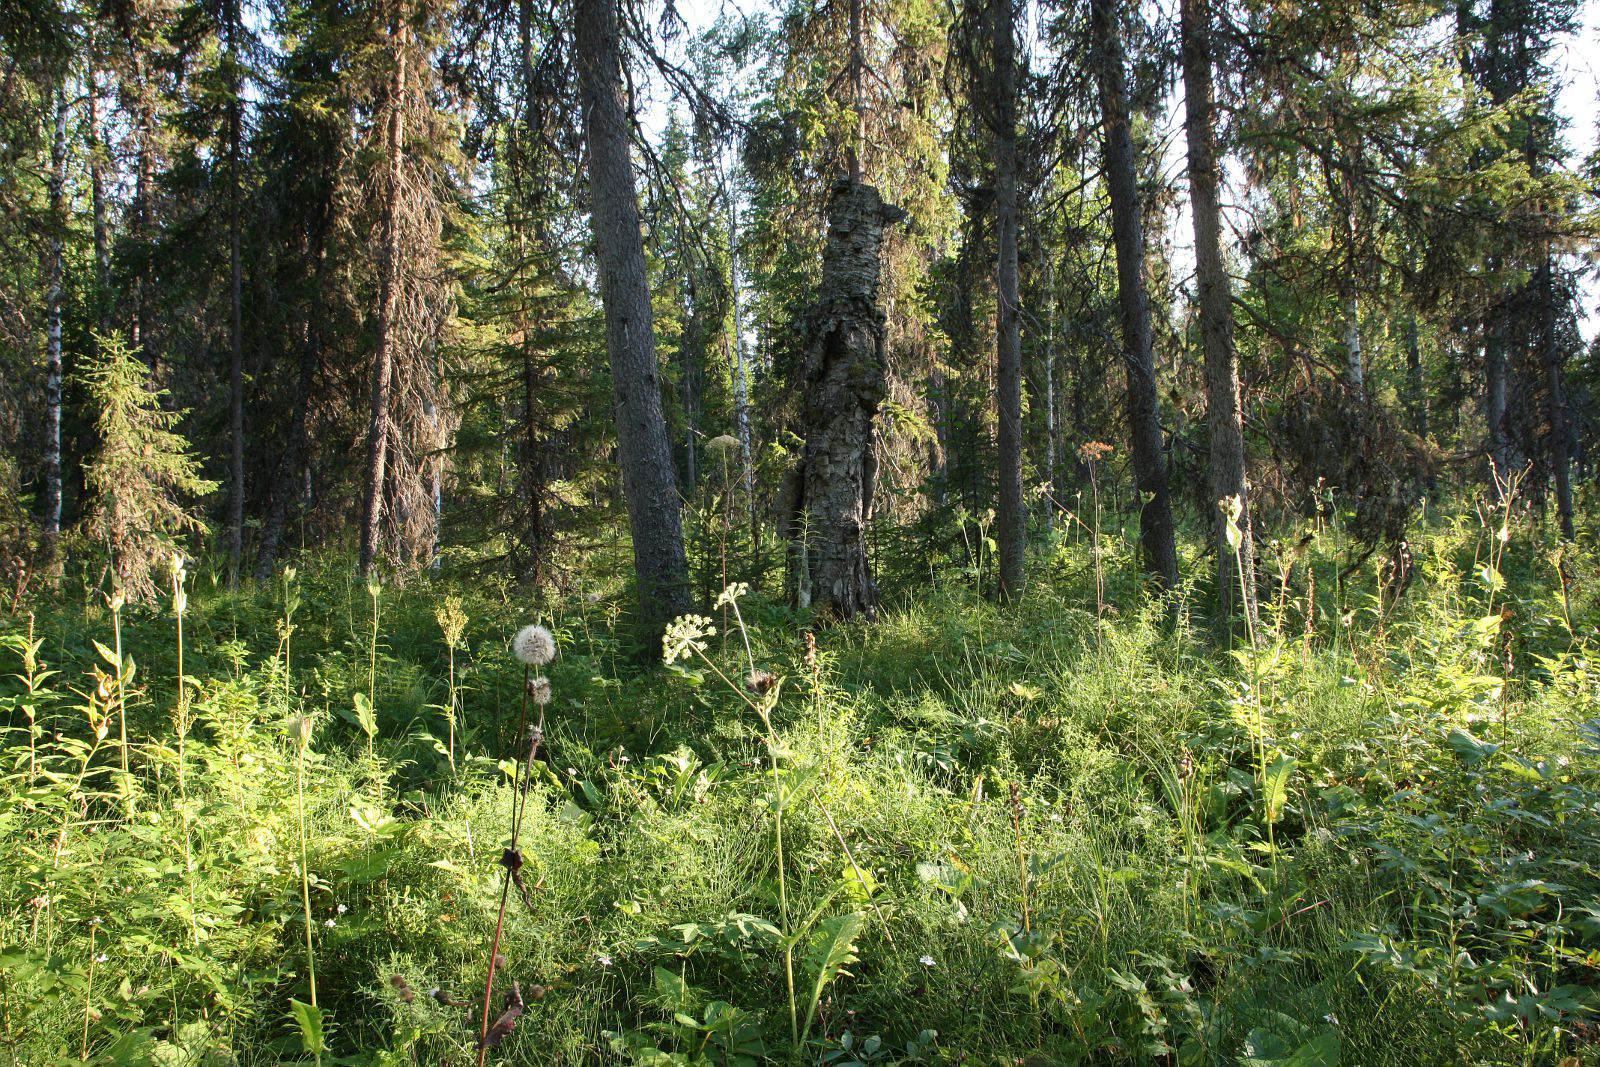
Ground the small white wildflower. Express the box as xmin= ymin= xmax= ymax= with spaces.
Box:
xmin=715 ymin=582 xmax=750 ymax=608
xmin=566 ymin=766 xmax=578 ymax=777
xmin=336 ymin=904 xmax=347 ymax=915
xmin=513 ymin=624 xmax=557 ymax=667
xmin=95 ymin=953 xmax=108 ymax=963
xmin=919 ymin=955 xmax=937 ymax=967
xmin=662 ymin=614 xmax=715 ymax=664
xmin=596 ymin=954 xmax=613 ymax=967
xmin=1323 ymin=1013 xmax=1339 ymax=1026
xmin=324 ymin=919 xmax=336 ymax=928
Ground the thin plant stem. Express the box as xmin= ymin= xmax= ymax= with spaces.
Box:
xmin=294 ymin=729 xmax=321 ymax=1066
xmin=81 ymin=923 xmax=98 ymax=1059
xmin=111 ymin=594 xmax=129 ymax=815
xmin=173 ymin=566 xmax=199 ymax=945
xmin=479 ymin=669 xmax=547 ymax=1065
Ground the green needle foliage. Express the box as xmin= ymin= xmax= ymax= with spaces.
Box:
xmin=80 ymin=335 xmax=217 ymax=605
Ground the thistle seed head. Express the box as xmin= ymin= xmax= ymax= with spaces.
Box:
xmin=527 ymin=675 xmax=553 ymax=705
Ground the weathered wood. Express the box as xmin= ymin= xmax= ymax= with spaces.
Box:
xmin=788 ymin=180 xmax=903 ymax=619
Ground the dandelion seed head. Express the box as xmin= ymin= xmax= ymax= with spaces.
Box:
xmin=513 ymin=624 xmax=557 ymax=666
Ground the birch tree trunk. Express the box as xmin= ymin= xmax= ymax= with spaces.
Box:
xmin=42 ymin=83 xmax=69 ymax=542
xmin=574 ymin=0 xmax=693 ymax=637
xmin=1091 ymin=0 xmax=1180 ymax=592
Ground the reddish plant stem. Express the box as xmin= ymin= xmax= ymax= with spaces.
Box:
xmin=478 ymin=667 xmax=546 ymax=1063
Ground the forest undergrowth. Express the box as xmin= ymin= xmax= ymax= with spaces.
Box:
xmin=3 ymin=505 xmax=1599 ymax=1065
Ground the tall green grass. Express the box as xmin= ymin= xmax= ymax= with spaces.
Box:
xmin=1 ymin=509 xmax=1597 ymax=1063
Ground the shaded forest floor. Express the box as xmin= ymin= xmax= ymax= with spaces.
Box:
xmin=3 ymin=510 xmax=1600 ymax=1064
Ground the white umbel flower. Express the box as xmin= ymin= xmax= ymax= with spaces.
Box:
xmin=513 ymin=624 xmax=557 ymax=666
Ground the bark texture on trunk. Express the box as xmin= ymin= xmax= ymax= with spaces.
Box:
xmin=1537 ymin=255 xmax=1573 ymax=538
xmin=518 ymin=341 xmax=550 ymax=587
xmin=788 ymin=179 xmax=903 ymax=619
xmin=131 ymin=49 xmax=154 ymax=363
xmin=1044 ymin=265 xmax=1059 ymax=530
xmin=574 ymin=0 xmax=693 ymax=635
xmin=991 ymin=0 xmax=1025 ymax=601
xmin=1343 ymin=294 xmax=1364 ymax=394
xmin=1180 ymin=0 xmax=1256 ymax=625
xmin=42 ymin=84 xmax=69 ymax=540
xmin=226 ymin=0 xmax=246 ymax=587
xmin=358 ymin=4 xmax=408 ymax=575
xmin=1091 ymin=0 xmax=1180 ymax=592
xmin=1404 ymin=314 xmax=1429 ymax=440
xmin=88 ymin=37 xmax=111 ymax=339
xmin=1485 ymin=298 xmax=1512 ymax=490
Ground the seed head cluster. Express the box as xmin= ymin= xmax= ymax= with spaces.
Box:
xmin=513 ymin=624 xmax=557 ymax=667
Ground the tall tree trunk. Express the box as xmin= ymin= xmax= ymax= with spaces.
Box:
xmin=847 ymin=0 xmax=865 ymax=183
xmin=42 ymin=83 xmax=68 ymax=542
xmin=787 ymin=180 xmax=902 ymax=618
xmin=358 ymin=2 xmax=408 ymax=575
xmin=1485 ymin=284 xmax=1512 ymax=489
xmin=226 ymin=0 xmax=245 ymax=587
xmin=1343 ymin=293 xmax=1364 ymax=395
xmin=519 ymin=346 xmax=548 ymax=586
xmin=255 ymin=231 xmax=327 ymax=580
xmin=724 ymin=157 xmax=755 ymax=529
xmin=1538 ymin=255 xmax=1573 ymax=538
xmin=1180 ymin=0 xmax=1255 ymax=625
xmin=573 ymin=0 xmax=692 ymax=637
xmin=991 ymin=0 xmax=1025 ymax=601
xmin=127 ymin=37 xmax=157 ymax=373
xmin=1044 ymin=263 xmax=1058 ymax=532
xmin=132 ymin=59 xmax=151 ymax=356
xmin=87 ymin=33 xmax=111 ymax=339
xmin=1404 ymin=313 xmax=1429 ymax=440
xmin=1090 ymin=0 xmax=1179 ymax=592
xmin=927 ymin=363 xmax=949 ymax=499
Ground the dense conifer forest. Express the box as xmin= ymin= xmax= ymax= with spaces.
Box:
xmin=2 ymin=0 xmax=1600 ymax=1060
